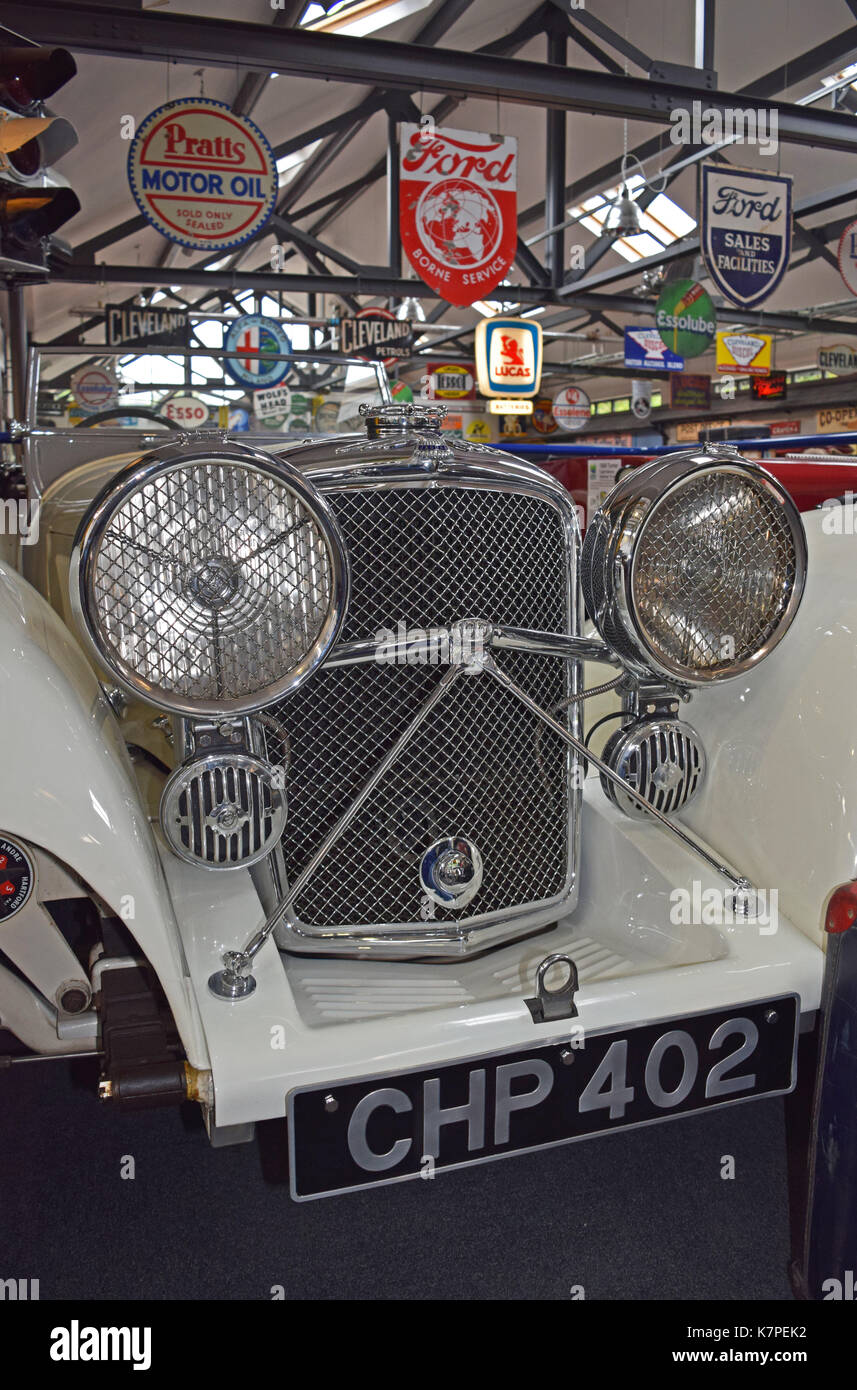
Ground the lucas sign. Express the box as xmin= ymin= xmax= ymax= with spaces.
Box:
xmin=399 ymin=124 xmax=517 ymax=307
xmin=475 ymin=318 xmax=543 ymax=397
xmin=128 ymin=98 xmax=277 ymax=252
xmin=700 ymin=164 xmax=792 ymax=309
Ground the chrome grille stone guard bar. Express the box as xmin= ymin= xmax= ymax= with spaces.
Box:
xmin=209 ymin=620 xmax=753 ymax=1001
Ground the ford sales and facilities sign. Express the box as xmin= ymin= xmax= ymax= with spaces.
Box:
xmin=700 ymin=163 xmax=792 ymax=309
xmin=129 ymin=98 xmax=278 ymax=252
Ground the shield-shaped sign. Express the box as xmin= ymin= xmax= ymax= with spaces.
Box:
xmin=399 ymin=124 xmax=517 ymax=308
xmin=700 ymin=163 xmax=792 ymax=309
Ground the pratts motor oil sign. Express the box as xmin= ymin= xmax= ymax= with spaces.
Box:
xmin=128 ymin=98 xmax=277 ymax=252
xmin=399 ymin=125 xmax=517 ymax=307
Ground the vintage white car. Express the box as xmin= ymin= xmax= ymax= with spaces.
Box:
xmin=1 ymin=350 xmax=854 ymax=1294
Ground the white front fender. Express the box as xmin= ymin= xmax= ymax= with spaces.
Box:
xmin=0 ymin=559 xmax=208 ymax=1067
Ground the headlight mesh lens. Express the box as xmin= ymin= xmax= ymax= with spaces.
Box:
xmin=76 ymin=451 xmax=346 ymax=714
xmin=631 ymin=471 xmax=798 ymax=676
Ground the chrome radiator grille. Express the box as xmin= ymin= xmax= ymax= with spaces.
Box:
xmin=264 ymin=480 xmax=576 ymax=935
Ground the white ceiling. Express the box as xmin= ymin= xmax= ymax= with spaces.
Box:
xmin=13 ymin=0 xmax=857 ymax=393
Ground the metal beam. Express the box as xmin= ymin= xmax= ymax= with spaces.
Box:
xmin=269 ymin=215 xmax=362 ymax=275
xmin=387 ymin=113 xmax=401 ymax=282
xmin=695 ymin=0 xmax=717 ymax=71
xmin=519 ymin=22 xmax=857 ymax=228
xmin=550 ymin=2 xmax=653 ymax=73
xmin=20 ymin=3 xmax=857 ymax=153
xmin=8 ymin=286 xmax=28 ymax=420
xmin=545 ymin=21 xmax=567 ymax=287
xmin=559 ymin=176 xmax=857 ymax=297
xmin=515 ymin=237 xmax=551 ymax=287
xmin=48 ymin=261 xmax=857 ymax=336
xmin=562 ymin=16 xmax=624 ymax=76
xmin=232 ymin=0 xmax=306 ymax=118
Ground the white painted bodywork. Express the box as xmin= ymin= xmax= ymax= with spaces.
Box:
xmin=681 ymin=503 xmax=857 ymax=946
xmin=0 ymin=452 xmax=843 ymax=1134
xmin=162 ymin=791 xmax=822 ymax=1128
xmin=0 ymin=559 xmax=208 ymax=1068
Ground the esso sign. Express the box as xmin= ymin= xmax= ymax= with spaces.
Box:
xmin=162 ymin=396 xmax=209 ymax=427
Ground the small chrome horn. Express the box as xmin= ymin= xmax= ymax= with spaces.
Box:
xmin=600 ymin=718 xmax=706 ymax=820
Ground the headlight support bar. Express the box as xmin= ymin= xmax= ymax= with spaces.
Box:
xmin=208 ymin=662 xmax=464 ymax=1000
xmin=482 ymin=654 xmax=752 ymax=896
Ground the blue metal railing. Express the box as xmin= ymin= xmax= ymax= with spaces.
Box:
xmin=489 ymin=431 xmax=857 ymax=458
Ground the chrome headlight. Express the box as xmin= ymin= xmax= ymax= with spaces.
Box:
xmin=71 ymin=440 xmax=349 ymax=715
xmin=581 ymin=447 xmax=806 ymax=684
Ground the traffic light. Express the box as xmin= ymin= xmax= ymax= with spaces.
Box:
xmin=0 ymin=46 xmax=80 ymax=272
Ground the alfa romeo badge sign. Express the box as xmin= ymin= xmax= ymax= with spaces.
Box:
xmin=700 ymin=164 xmax=792 ymax=309
xmin=223 ymin=315 xmax=292 ymax=389
xmin=655 ymin=279 xmax=716 ymax=359
xmin=128 ymin=98 xmax=277 ymax=252
xmin=399 ymin=124 xmax=517 ymax=307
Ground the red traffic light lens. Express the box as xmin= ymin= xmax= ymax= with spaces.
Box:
xmin=0 ymin=47 xmax=77 ymax=109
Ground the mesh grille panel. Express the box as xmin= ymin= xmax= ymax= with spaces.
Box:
xmin=265 ymin=483 xmax=575 ymax=930
xmin=90 ymin=462 xmax=333 ymax=704
xmin=633 ymin=472 xmax=797 ymax=674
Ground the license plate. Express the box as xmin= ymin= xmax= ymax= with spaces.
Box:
xmin=287 ymin=995 xmax=798 ymax=1200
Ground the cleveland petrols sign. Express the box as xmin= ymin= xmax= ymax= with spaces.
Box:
xmin=338 ymin=309 xmax=412 ymax=363
xmin=105 ymin=297 xmax=190 ymax=349
xmin=700 ymin=163 xmax=792 ymax=309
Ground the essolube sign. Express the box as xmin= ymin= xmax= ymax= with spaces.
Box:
xmin=129 ymin=98 xmax=277 ymax=252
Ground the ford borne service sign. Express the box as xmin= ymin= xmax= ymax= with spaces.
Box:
xmin=128 ymin=98 xmax=277 ymax=252
xmin=475 ymin=317 xmax=543 ymax=397
xmin=399 ymin=124 xmax=517 ymax=308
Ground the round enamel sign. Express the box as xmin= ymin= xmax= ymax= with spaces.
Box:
xmin=0 ymin=837 xmax=35 ymax=920
xmin=223 ymin=315 xmax=292 ymax=390
xmin=838 ymin=219 xmax=857 ymax=297
xmin=552 ymin=385 xmax=591 ymax=432
xmin=128 ymin=98 xmax=277 ymax=252
xmin=71 ymin=365 xmax=120 ymax=413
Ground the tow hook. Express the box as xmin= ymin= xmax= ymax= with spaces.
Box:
xmin=525 ymin=953 xmax=579 ymax=1023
